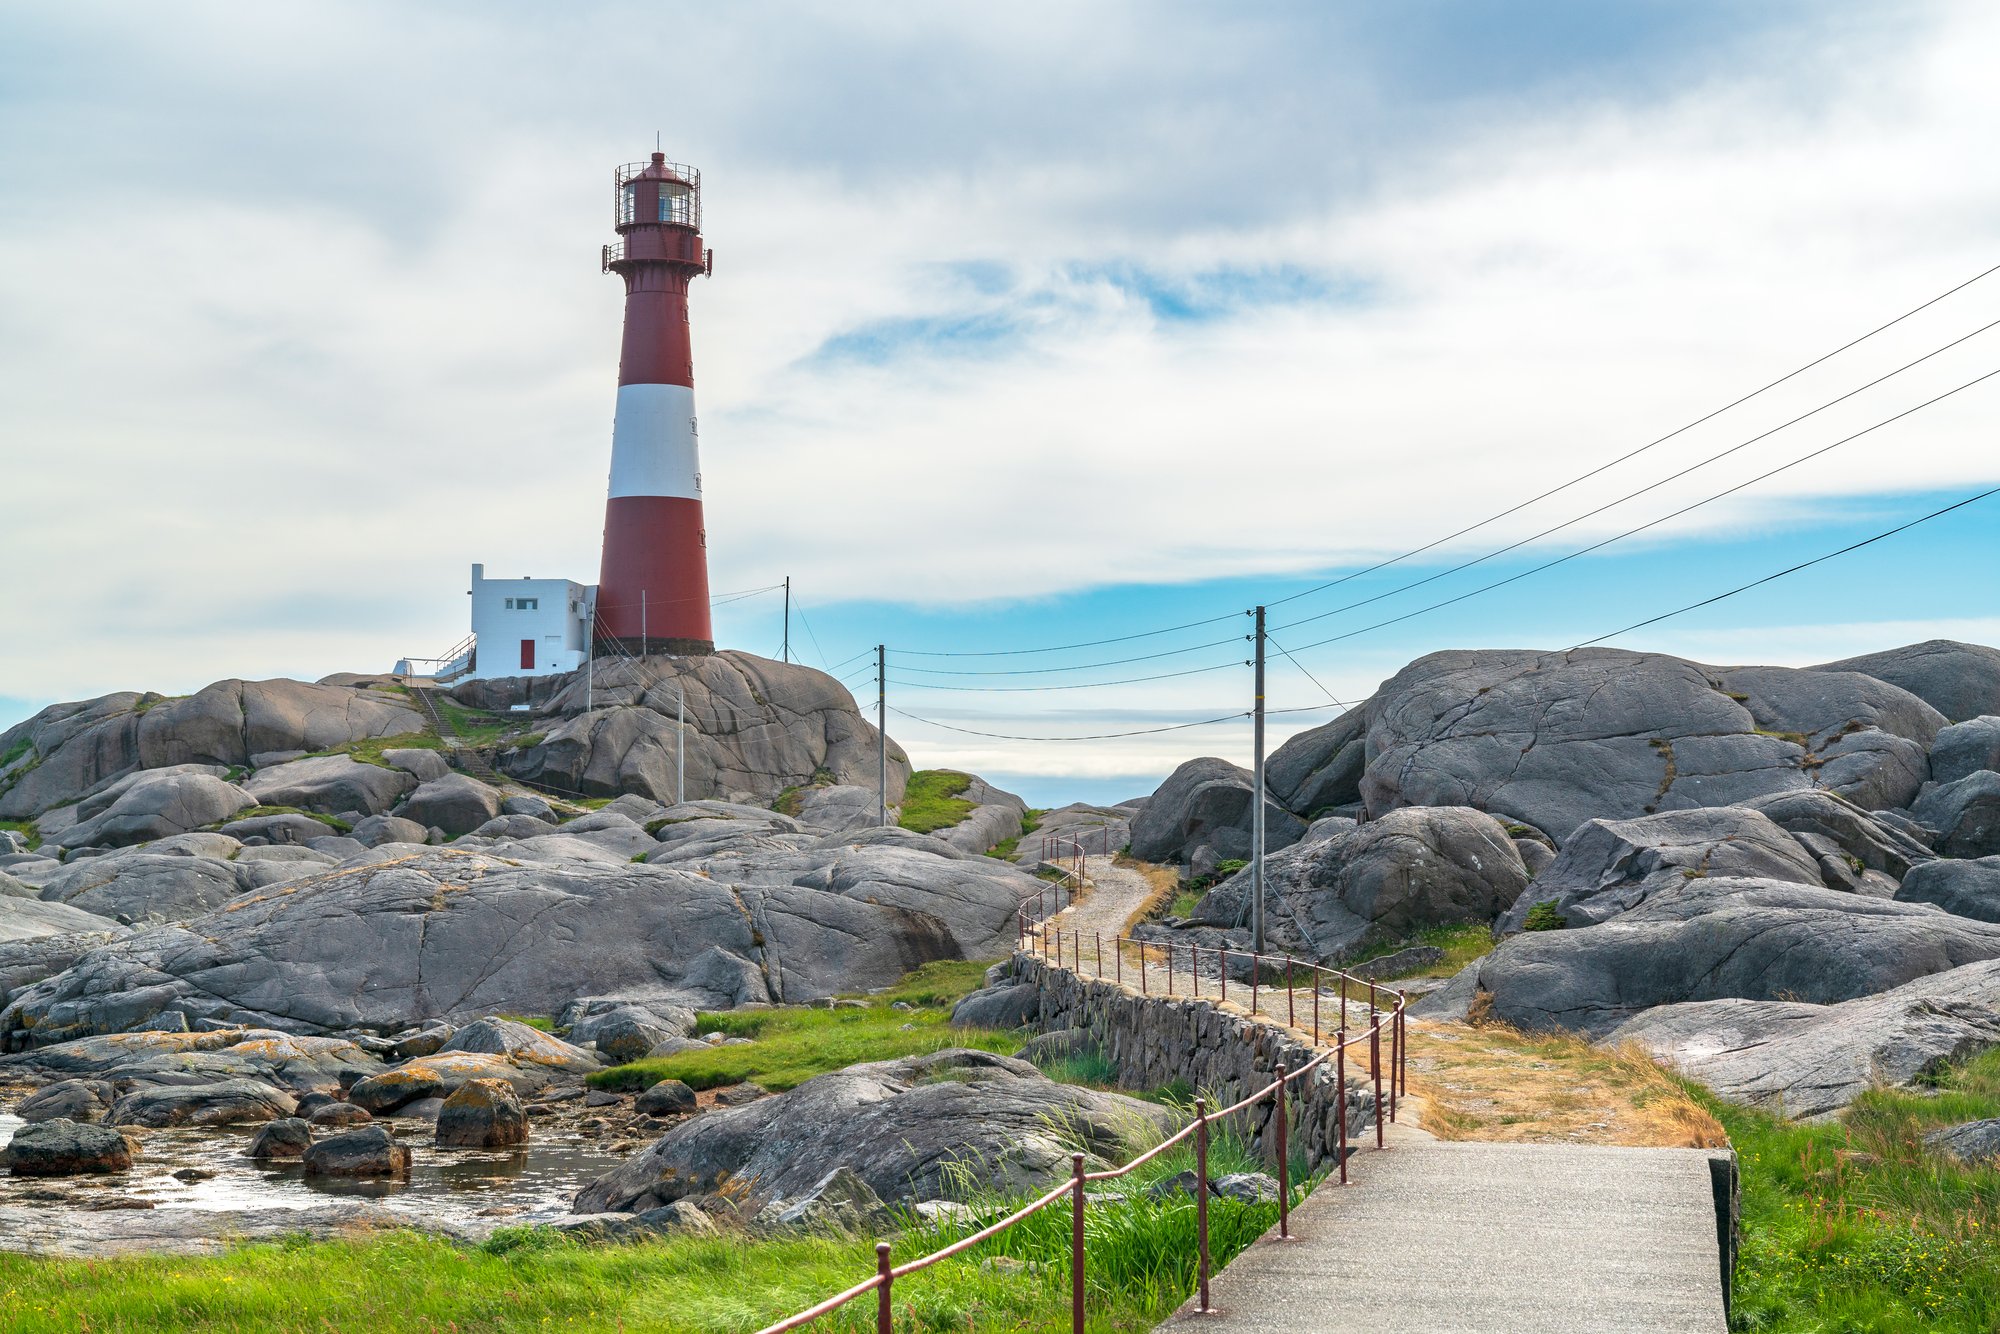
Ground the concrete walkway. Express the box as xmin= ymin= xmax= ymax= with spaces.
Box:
xmin=1156 ymin=1124 xmax=1729 ymax=1333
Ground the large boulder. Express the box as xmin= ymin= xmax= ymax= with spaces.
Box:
xmin=1811 ymin=640 xmax=2000 ymax=723
xmin=108 ymin=1078 xmax=297 ymax=1128
xmin=1740 ymin=789 xmax=1935 ymax=880
xmin=1612 ymin=958 xmax=2000 ymax=1118
xmin=931 ymin=775 xmax=1030 ymax=856
xmin=53 ymin=772 xmax=256 ymax=851
xmin=574 ymin=1049 xmax=1173 ymax=1214
xmin=439 ymin=1017 xmax=599 ymax=1074
xmin=1 ymin=1118 xmax=132 ymax=1176
xmin=0 ymin=1027 xmax=382 ymax=1094
xmin=1495 ymin=807 xmax=1827 ymax=933
xmin=434 ymin=1077 xmax=529 ymax=1148
xmin=0 ymin=844 xmax=1034 ymax=1047
xmin=496 ymin=652 xmax=911 ymax=807
xmin=949 ymin=983 xmax=1040 ymax=1029
xmin=243 ymin=754 xmax=415 ymax=817
xmin=16 ymin=1079 xmax=115 ymax=1124
xmin=246 ymin=1117 xmax=313 ymax=1160
xmin=347 ymin=1051 xmax=552 ymax=1113
xmin=1914 ymin=771 xmax=2000 ymax=858
xmin=397 ymin=773 xmax=503 ymax=836
xmin=1896 ymin=857 xmax=2000 ymax=922
xmin=34 ymin=853 xmax=256 ymax=925
xmin=1355 ymin=648 xmax=1944 ymax=844
xmin=0 ymin=895 xmax=124 ymax=944
xmin=1193 ymin=806 xmax=1529 ymax=961
xmin=1933 ymin=718 xmax=2000 ymax=785
xmin=350 ymin=814 xmax=431 ymax=848
xmin=0 ymin=678 xmax=424 ymax=820
xmin=1427 ymin=879 xmax=2000 ymax=1037
xmin=1129 ymin=757 xmax=1306 ymax=872
xmin=1265 ymin=708 xmax=1368 ymax=818
xmin=303 ymin=1124 xmax=410 ymax=1178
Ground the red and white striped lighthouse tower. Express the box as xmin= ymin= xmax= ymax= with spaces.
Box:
xmin=595 ymin=152 xmax=715 ymax=655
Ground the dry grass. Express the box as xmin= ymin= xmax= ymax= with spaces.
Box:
xmin=1407 ymin=1018 xmax=1727 ymax=1149
xmin=1112 ymin=855 xmax=1182 ymax=935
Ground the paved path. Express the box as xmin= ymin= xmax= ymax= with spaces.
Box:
xmin=1155 ymin=1124 xmax=1728 ymax=1333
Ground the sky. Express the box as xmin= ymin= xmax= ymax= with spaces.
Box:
xmin=2 ymin=1 xmax=1997 ymax=806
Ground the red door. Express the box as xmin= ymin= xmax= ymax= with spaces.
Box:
xmin=519 ymin=639 xmax=536 ymax=670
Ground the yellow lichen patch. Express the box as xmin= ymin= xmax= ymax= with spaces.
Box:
xmin=1406 ymin=1018 xmax=1726 ymax=1149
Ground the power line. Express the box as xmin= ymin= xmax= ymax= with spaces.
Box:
xmin=887 ymin=704 xmax=1250 ymax=743
xmin=1279 ymin=363 xmax=2000 ymax=655
xmin=1574 ymin=484 xmax=2000 ymax=648
xmin=1272 ymin=315 xmax=2000 ymax=635
xmin=891 ymin=611 xmax=1243 ymax=659
xmin=886 ymin=659 xmax=1244 ymax=693
xmin=890 ymin=633 xmax=1245 ymax=677
xmin=1265 ymin=634 xmax=1357 ymax=708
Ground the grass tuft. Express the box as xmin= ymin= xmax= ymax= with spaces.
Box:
xmin=898 ymin=770 xmax=977 ymax=834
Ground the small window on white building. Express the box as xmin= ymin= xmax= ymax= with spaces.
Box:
xmin=505 ymin=597 xmax=539 ymax=611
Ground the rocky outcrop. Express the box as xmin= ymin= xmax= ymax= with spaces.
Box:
xmin=0 ymin=1028 xmax=382 ymax=1095
xmin=1933 ymin=718 xmax=2000 ymax=785
xmin=0 ymin=895 xmax=123 ymax=944
xmin=1129 ymin=757 xmax=1305 ymax=873
xmin=435 ymin=1078 xmax=529 ymax=1148
xmin=0 ymin=845 xmax=1034 ymax=1045
xmin=573 ymin=1049 xmax=1173 ymax=1214
xmin=53 ymin=772 xmax=256 ymax=851
xmin=303 ymin=1125 xmax=410 ymax=1178
xmin=1612 ymin=958 xmax=2000 ymax=1118
xmin=243 ymin=755 xmax=415 ymax=818
xmin=494 ymin=653 xmax=910 ymax=808
xmin=933 ymin=775 xmax=1029 ymax=856
xmin=1812 ymin=640 xmax=2000 ymax=723
xmin=1 ymin=1118 xmax=132 ymax=1176
xmin=16 ymin=1079 xmax=114 ymax=1124
xmin=1265 ymin=708 xmax=1368 ymax=818
xmin=1740 ymin=789 xmax=1935 ymax=880
xmin=107 ymin=1078 xmax=297 ymax=1128
xmin=1914 ymin=771 xmax=2000 ymax=858
xmin=34 ymin=852 xmax=260 ymax=925
xmin=1191 ymin=805 xmax=1528 ymax=962
xmin=398 ymin=774 xmax=504 ymax=837
xmin=246 ymin=1118 xmax=313 ymax=1159
xmin=0 ymin=679 xmax=424 ymax=820
xmin=1896 ymin=857 xmax=2000 ymax=922
xmin=1494 ymin=807 xmax=1828 ymax=933
xmin=1424 ymin=880 xmax=2000 ymax=1037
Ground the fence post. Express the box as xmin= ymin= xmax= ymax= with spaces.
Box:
xmin=1389 ymin=1002 xmax=1400 ymax=1124
xmin=1399 ymin=995 xmax=1409 ymax=1095
xmin=875 ymin=1241 xmax=893 ymax=1334
xmin=1166 ymin=943 xmax=1174 ymax=996
xmin=1336 ymin=1033 xmax=1348 ymax=1185
xmin=1140 ymin=940 xmax=1148 ymax=995
xmin=1274 ymin=1063 xmax=1290 ymax=1239
xmin=1250 ymin=953 xmax=1259 ymax=1017
xmin=1195 ymin=1098 xmax=1212 ymax=1313
xmin=1312 ymin=974 xmax=1320 ymax=1046
xmin=1373 ymin=1022 xmax=1385 ymax=1150
xmin=1115 ymin=934 xmax=1122 ymax=986
xmin=1286 ymin=957 xmax=1295 ymax=1030
xmin=1219 ymin=950 xmax=1227 ymax=1005
xmin=1095 ymin=931 xmax=1102 ymax=980
xmin=1340 ymin=973 xmax=1347 ymax=1031
xmin=1071 ymin=1152 xmax=1087 ymax=1334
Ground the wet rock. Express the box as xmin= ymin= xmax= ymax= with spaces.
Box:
xmin=246 ymin=1118 xmax=313 ymax=1159
xmin=306 ymin=1102 xmax=372 ymax=1130
xmin=2 ymin=1118 xmax=132 ymax=1175
xmin=16 ymin=1079 xmax=114 ymax=1124
xmin=303 ymin=1124 xmax=411 ymax=1178
xmin=634 ymin=1079 xmax=696 ymax=1117
xmin=108 ymin=1078 xmax=297 ymax=1128
xmin=574 ymin=1049 xmax=1173 ymax=1215
xmin=435 ymin=1078 xmax=529 ymax=1149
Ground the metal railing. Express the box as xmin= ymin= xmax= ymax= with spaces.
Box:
xmin=754 ymin=915 xmax=1407 ymax=1333
xmin=1038 ymin=824 xmax=1119 ymax=867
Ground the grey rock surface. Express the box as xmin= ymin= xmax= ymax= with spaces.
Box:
xmin=16 ymin=1079 xmax=114 ymax=1124
xmin=0 ymin=895 xmax=124 ymax=943
xmin=54 ymin=772 xmax=255 ymax=851
xmin=1495 ymin=807 xmax=1826 ymax=933
xmin=0 ymin=678 xmax=424 ymax=820
xmin=1896 ymin=857 xmax=2000 ymax=922
xmin=1740 ymin=788 xmax=1936 ymax=879
xmin=244 ymin=755 xmax=415 ymax=817
xmin=1613 ymin=958 xmax=2000 ymax=1118
xmin=0 ymin=1028 xmax=382 ymax=1094
xmin=2 ymin=1118 xmax=132 ymax=1176
xmin=303 ymin=1124 xmax=410 ymax=1178
xmin=1266 ymin=708 xmax=1368 ymax=818
xmin=350 ymin=814 xmax=431 ymax=848
xmin=1933 ymin=718 xmax=2000 ymax=785
xmin=1925 ymin=1118 xmax=2000 ymax=1165
xmin=1130 ymin=757 xmax=1306 ymax=871
xmin=246 ymin=1117 xmax=313 ymax=1159
xmin=634 ymin=1079 xmax=697 ymax=1117
xmin=108 ymin=1078 xmax=298 ymax=1128
xmin=1915 ymin=771 xmax=2000 ymax=858
xmin=398 ymin=773 xmax=503 ymax=837
xmin=789 ymin=785 xmax=884 ymax=834
xmin=1446 ymin=879 xmax=2000 ymax=1037
xmin=496 ymin=653 xmax=911 ymax=808
xmin=1193 ymin=806 xmax=1529 ymax=962
xmin=1812 ymin=640 xmax=2000 ymax=723
xmin=0 ymin=931 xmax=129 ymax=1009
xmin=34 ymin=853 xmax=256 ymax=925
xmin=949 ymin=983 xmax=1039 ymax=1030
xmin=434 ymin=1077 xmax=529 ymax=1148
xmin=573 ymin=1049 xmax=1173 ymax=1214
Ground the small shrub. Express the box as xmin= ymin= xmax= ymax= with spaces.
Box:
xmin=1521 ymin=901 xmax=1567 ymax=932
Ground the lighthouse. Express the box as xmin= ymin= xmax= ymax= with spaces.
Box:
xmin=596 ymin=152 xmax=716 ymax=655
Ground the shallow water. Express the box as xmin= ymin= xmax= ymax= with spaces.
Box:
xmin=0 ymin=1112 xmax=631 ymax=1233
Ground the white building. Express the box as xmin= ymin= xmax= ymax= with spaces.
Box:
xmin=459 ymin=564 xmax=593 ymax=680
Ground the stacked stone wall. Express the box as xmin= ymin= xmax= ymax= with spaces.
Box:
xmin=1013 ymin=953 xmax=1378 ymax=1169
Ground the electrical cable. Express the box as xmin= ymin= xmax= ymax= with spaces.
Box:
xmin=886 ymin=704 xmax=1250 ymax=742
xmin=1278 ymin=363 xmax=2000 ymax=655
xmin=886 ymin=659 xmax=1244 ymax=693
xmin=1272 ymin=316 xmax=2000 ymax=635
xmin=1264 ymin=634 xmax=1358 ymax=708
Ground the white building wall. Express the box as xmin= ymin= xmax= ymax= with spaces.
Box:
xmin=468 ymin=564 xmax=593 ymax=680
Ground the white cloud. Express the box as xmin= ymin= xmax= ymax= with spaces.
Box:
xmin=2 ymin=0 xmax=1996 ymax=717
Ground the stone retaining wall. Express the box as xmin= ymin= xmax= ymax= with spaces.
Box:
xmin=1012 ymin=953 xmax=1378 ymax=1169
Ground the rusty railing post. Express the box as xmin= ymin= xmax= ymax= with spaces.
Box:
xmin=1114 ymin=933 xmax=1122 ymax=986
xmin=1219 ymin=950 xmax=1228 ymax=1005
xmin=1071 ymin=1152 xmax=1087 ymax=1334
xmin=1372 ymin=1021 xmax=1385 ymax=1150
xmin=1312 ymin=971 xmax=1320 ymax=1046
xmin=1389 ymin=1001 xmax=1400 ymax=1124
xmin=1250 ymin=952 xmax=1259 ymax=1017
xmin=1095 ymin=931 xmax=1103 ymax=980
xmin=1336 ymin=1033 xmax=1348 ymax=1185
xmin=1286 ymin=957 xmax=1295 ymax=1029
xmin=1166 ymin=943 xmax=1174 ymax=996
xmin=1195 ymin=1098 xmax=1212 ymax=1312
xmin=1274 ymin=1063 xmax=1290 ymax=1239
xmin=1340 ymin=972 xmax=1347 ymax=1031
xmin=1399 ymin=994 xmax=1409 ymax=1095
xmin=1140 ymin=940 xmax=1148 ymax=995
xmin=875 ymin=1240 xmax=893 ymax=1334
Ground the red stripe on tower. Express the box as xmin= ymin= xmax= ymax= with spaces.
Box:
xmin=596 ymin=151 xmax=716 ymax=655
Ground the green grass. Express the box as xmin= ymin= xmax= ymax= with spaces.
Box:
xmin=985 ymin=808 xmax=1053 ymax=861
xmin=590 ymin=959 xmax=1007 ymax=1093
xmin=495 ymin=1014 xmax=556 ymax=1033
xmin=436 ymin=700 xmax=514 ymax=748
xmin=1521 ymin=900 xmax=1567 ymax=931
xmin=898 ymin=769 xmax=977 ymax=834
xmin=300 ymin=730 xmax=444 ymax=770
xmin=1716 ymin=1046 xmax=2000 ymax=1331
xmin=0 ymin=736 xmax=33 ymax=769
xmin=0 ymin=818 xmax=40 ymax=851
xmin=0 ymin=1119 xmax=1304 ymax=1333
xmin=1342 ymin=922 xmax=1494 ymax=979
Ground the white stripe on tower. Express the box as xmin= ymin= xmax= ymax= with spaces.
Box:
xmin=607 ymin=384 xmax=701 ymax=499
